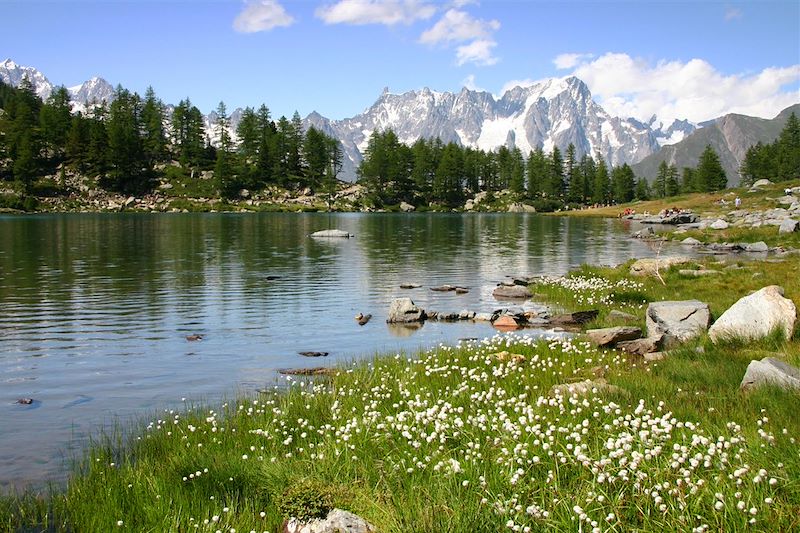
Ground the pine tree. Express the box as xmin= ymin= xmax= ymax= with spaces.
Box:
xmin=546 ymin=146 xmax=564 ymax=199
xmin=654 ymin=160 xmax=669 ymax=198
xmin=611 ymin=164 xmax=636 ymax=203
xmin=106 ymin=87 xmax=145 ymax=192
xmin=592 ymin=154 xmax=610 ymax=204
xmin=776 ymin=112 xmax=800 ymax=181
xmin=323 ymin=137 xmax=343 ymax=210
xmin=565 ymin=143 xmax=581 ymax=202
xmin=39 ymin=85 xmax=72 ymax=160
xmin=665 ymin=164 xmax=680 ymax=196
xmin=695 ymin=144 xmax=727 ymax=191
xmin=433 ymin=142 xmax=463 ymax=206
xmin=681 ymin=167 xmax=696 ymax=193
xmin=255 ymin=105 xmax=274 ymax=186
xmin=526 ymin=148 xmax=547 ymax=198
xmin=65 ymin=114 xmax=90 ymax=172
xmin=635 ymin=177 xmax=650 ymax=200
xmin=303 ymin=126 xmax=328 ymax=191
xmin=509 ymin=147 xmax=525 ymax=195
xmin=214 ymin=101 xmax=237 ymax=198
xmin=141 ymin=86 xmax=168 ymax=167
xmin=287 ymin=111 xmax=304 ymax=178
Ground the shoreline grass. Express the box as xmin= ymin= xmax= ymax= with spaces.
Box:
xmin=2 ymin=257 xmax=799 ymax=532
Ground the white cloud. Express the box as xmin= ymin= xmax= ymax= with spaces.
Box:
xmin=724 ymin=6 xmax=743 ymax=21
xmin=462 ymin=74 xmax=483 ymax=91
xmin=419 ymin=8 xmax=500 ymax=66
xmin=564 ymin=52 xmax=800 ymax=123
xmin=233 ymin=0 xmax=294 ymax=33
xmin=553 ymin=52 xmax=593 ymax=70
xmin=456 ymin=39 xmax=498 ymax=66
xmin=315 ymin=0 xmax=436 ymax=26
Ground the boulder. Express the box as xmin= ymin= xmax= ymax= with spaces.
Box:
xmin=399 ymin=201 xmax=415 ymax=212
xmin=464 ymin=199 xmax=475 ymax=211
xmin=507 ymin=202 xmax=536 ymax=213
xmin=549 ymin=310 xmax=599 ymax=326
xmin=493 ymin=315 xmax=520 ymax=330
xmin=646 ymin=300 xmax=710 ymax=347
xmin=474 ymin=312 xmax=494 ymax=321
xmin=399 ymin=283 xmax=421 ymax=289
xmin=776 ymin=195 xmax=796 ymax=206
xmin=492 ymin=285 xmax=532 ymax=299
xmin=681 ymin=237 xmax=702 ymax=246
xmin=745 ymin=241 xmax=769 ymax=252
xmin=386 ymin=298 xmax=426 ymax=323
xmin=709 ymin=219 xmax=729 ymax=230
xmin=283 ymin=508 xmax=375 ymax=533
xmin=779 ymin=219 xmax=799 ymax=234
xmin=752 ymin=179 xmax=773 ymax=188
xmin=708 ymin=285 xmax=796 ymax=343
xmin=740 ymin=357 xmax=800 ymax=391
xmin=458 ymin=309 xmax=476 ymax=320
xmin=617 ymin=335 xmax=663 ymax=355
xmin=585 ymin=326 xmax=642 ymax=347
xmin=310 ymin=229 xmax=352 ymax=238
xmin=630 ymin=256 xmax=692 ymax=276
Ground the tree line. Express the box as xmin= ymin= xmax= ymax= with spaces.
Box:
xmin=740 ymin=112 xmax=800 ymax=185
xmin=0 ymin=77 xmax=342 ymax=199
xmin=357 ymin=129 xmax=732 ymax=210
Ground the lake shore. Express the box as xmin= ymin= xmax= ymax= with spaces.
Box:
xmin=3 ymin=251 xmax=798 ymax=532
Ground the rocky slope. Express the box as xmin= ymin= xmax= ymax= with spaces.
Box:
xmin=632 ymin=104 xmax=800 ymax=186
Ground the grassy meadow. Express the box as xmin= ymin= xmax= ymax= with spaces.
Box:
xmin=2 ymin=256 xmax=798 ymax=532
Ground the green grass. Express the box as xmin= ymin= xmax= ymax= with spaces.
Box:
xmin=2 ymin=260 xmax=799 ymax=532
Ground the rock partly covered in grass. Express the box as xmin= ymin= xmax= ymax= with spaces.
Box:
xmin=740 ymin=357 xmax=800 ymax=391
xmin=646 ymin=300 xmax=710 ymax=347
xmin=492 ymin=285 xmax=532 ymax=299
xmin=617 ymin=334 xmax=664 ymax=355
xmin=608 ymin=310 xmax=638 ymax=322
xmin=585 ymin=326 xmax=642 ymax=347
xmin=386 ymin=297 xmax=426 ymax=323
xmin=630 ymin=256 xmax=692 ymax=276
xmin=283 ymin=508 xmax=375 ymax=533
xmin=708 ymin=285 xmax=797 ymax=343
xmin=550 ymin=378 xmax=625 ymax=397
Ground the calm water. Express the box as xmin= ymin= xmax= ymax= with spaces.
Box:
xmin=0 ymin=212 xmax=669 ymax=489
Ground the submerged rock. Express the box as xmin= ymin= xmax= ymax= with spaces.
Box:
xmin=298 ymin=351 xmax=329 ymax=357
xmin=310 ymin=229 xmax=352 ymax=238
xmin=492 ymin=285 xmax=532 ymax=299
xmin=709 ymin=285 xmax=796 ymax=343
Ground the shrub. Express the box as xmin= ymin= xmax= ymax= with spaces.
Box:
xmin=276 ymin=479 xmax=335 ymax=522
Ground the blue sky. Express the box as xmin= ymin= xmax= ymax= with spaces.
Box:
xmin=2 ymin=0 xmax=798 ymax=123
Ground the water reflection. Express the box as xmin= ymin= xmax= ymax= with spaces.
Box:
xmin=0 ymin=212 xmax=681 ymax=489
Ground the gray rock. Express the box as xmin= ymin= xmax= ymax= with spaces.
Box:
xmin=399 ymin=201 xmax=415 ymax=212
xmin=549 ymin=310 xmax=599 ymax=326
xmin=585 ymin=326 xmax=642 ymax=347
xmin=644 ymin=352 xmax=666 ymax=362
xmin=681 ymin=237 xmax=702 ymax=246
xmin=617 ymin=335 xmax=663 ymax=355
xmin=399 ymin=283 xmax=421 ymax=289
xmin=283 ymin=509 xmax=375 ymax=533
xmin=745 ymin=241 xmax=769 ymax=252
xmin=779 ymin=219 xmax=799 ymax=234
xmin=311 ymin=229 xmax=352 ymax=238
xmin=474 ymin=312 xmax=494 ymax=321
xmin=492 ymin=285 xmax=532 ymax=299
xmin=608 ymin=310 xmax=638 ymax=322
xmin=752 ymin=179 xmax=773 ymax=188
xmin=507 ymin=202 xmax=536 ymax=213
xmin=709 ymin=219 xmax=729 ymax=230
xmin=458 ymin=309 xmax=476 ymax=320
xmin=709 ymin=285 xmax=796 ymax=343
xmin=740 ymin=357 xmax=800 ymax=391
xmin=386 ymin=298 xmax=426 ymax=323
xmin=776 ymin=195 xmax=796 ymax=206
xmin=646 ymin=300 xmax=710 ymax=347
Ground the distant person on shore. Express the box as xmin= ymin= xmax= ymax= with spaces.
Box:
xmin=735 ymin=196 xmax=741 ymax=208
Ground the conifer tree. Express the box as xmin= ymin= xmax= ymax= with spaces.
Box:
xmin=695 ymin=144 xmax=727 ymax=191
xmin=526 ymin=148 xmax=547 ymax=198
xmin=141 ymin=86 xmax=168 ymax=166
xmin=592 ymin=155 xmax=610 ymax=204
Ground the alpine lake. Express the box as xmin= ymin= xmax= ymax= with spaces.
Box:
xmin=0 ymin=212 xmax=675 ymax=490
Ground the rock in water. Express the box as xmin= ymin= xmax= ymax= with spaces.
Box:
xmin=310 ymin=229 xmax=352 ymax=238
xmin=493 ymin=315 xmax=520 ymax=330
xmin=740 ymin=357 xmax=800 ymax=391
xmin=585 ymin=326 xmax=642 ymax=347
xmin=646 ymin=300 xmax=710 ymax=347
xmin=386 ymin=298 xmax=426 ymax=323
xmin=708 ymin=285 xmax=796 ymax=343
xmin=492 ymin=285 xmax=532 ymax=299
xmin=298 ymin=351 xmax=329 ymax=357
xmin=283 ymin=508 xmax=375 ymax=533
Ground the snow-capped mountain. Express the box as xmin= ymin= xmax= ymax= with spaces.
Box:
xmin=68 ymin=77 xmax=115 ymax=113
xmin=1 ymin=59 xmax=114 ymax=112
xmin=0 ymin=59 xmax=54 ymax=100
xmin=305 ymin=77 xmax=696 ymax=180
